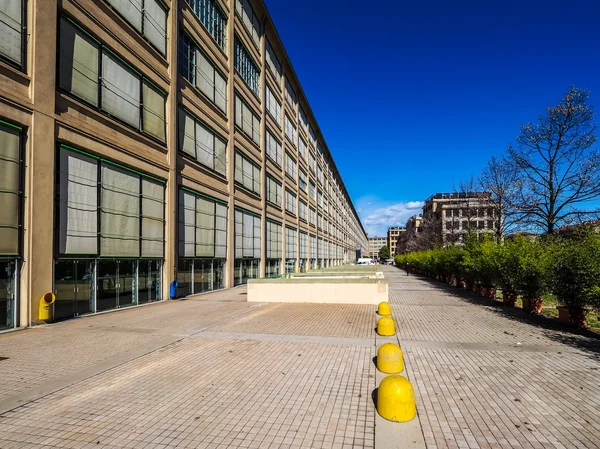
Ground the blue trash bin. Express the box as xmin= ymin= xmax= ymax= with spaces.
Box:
xmin=169 ymin=281 xmax=179 ymax=299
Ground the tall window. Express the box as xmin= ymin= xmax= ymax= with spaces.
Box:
xmin=317 ymin=190 xmax=323 ymax=207
xmin=299 ymin=137 xmax=307 ymax=159
xmin=58 ymin=146 xmax=165 ymax=258
xmin=286 ymin=227 xmax=297 ymax=261
xmin=59 ymin=17 xmax=166 ymax=142
xmin=179 ymin=189 xmax=227 ymax=258
xmin=309 ymin=207 xmax=316 ymax=226
xmin=284 ymin=152 xmax=297 ymax=180
xmin=266 ymin=220 xmax=282 ymax=259
xmin=299 ymin=200 xmax=307 ymax=221
xmin=309 ymin=127 xmax=317 ymax=147
xmin=186 ymin=0 xmax=227 ymax=50
xmin=266 ymin=130 xmax=282 ymax=166
xmin=285 ymin=79 xmax=296 ymax=108
xmin=299 ymin=107 xmax=308 ymax=131
xmin=178 ymin=35 xmax=227 ymax=113
xmin=0 ymin=122 xmax=21 ymax=256
xmin=106 ymin=0 xmax=167 ymax=55
xmin=0 ymin=0 xmax=26 ymax=67
xmin=235 ymin=209 xmax=261 ymax=259
xmin=265 ymin=39 xmax=281 ymax=80
xmin=178 ymin=108 xmax=227 ymax=176
xmin=235 ymin=94 xmax=260 ymax=145
xmin=285 ymin=189 xmax=296 ymax=215
xmin=234 ymin=38 xmax=260 ymax=96
xmin=267 ymin=176 xmax=282 ymax=206
xmin=284 ymin=115 xmax=297 ymax=145
xmin=309 ymin=152 xmax=316 ymax=173
xmin=299 ymin=232 xmax=308 ymax=260
xmin=265 ymin=84 xmax=281 ymax=126
xmin=309 ymin=180 xmax=316 ymax=200
xmin=317 ymin=166 xmax=323 ymax=184
xmin=235 ymin=0 xmax=260 ymax=47
xmin=298 ymin=169 xmax=307 ymax=191
xmin=235 ymin=151 xmax=261 ymax=195
xmin=310 ymin=234 xmax=317 ymax=259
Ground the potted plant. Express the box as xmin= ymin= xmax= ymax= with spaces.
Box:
xmin=515 ymin=239 xmax=550 ymax=313
xmin=495 ymin=239 xmax=523 ymax=306
xmin=550 ymin=232 xmax=600 ymax=327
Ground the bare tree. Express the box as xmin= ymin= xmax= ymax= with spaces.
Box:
xmin=508 ymin=86 xmax=600 ymax=234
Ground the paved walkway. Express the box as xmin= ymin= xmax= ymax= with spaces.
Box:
xmin=0 ymin=268 xmax=599 ymax=448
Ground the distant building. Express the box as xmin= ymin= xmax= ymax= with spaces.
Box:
xmin=422 ymin=192 xmax=500 ymax=244
xmin=406 ymin=215 xmax=423 ymax=235
xmin=387 ymin=227 xmax=406 ymax=256
xmin=368 ymin=237 xmax=387 ymax=258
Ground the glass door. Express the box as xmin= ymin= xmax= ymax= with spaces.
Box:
xmin=54 ymin=260 xmax=94 ymax=320
xmin=139 ymin=260 xmax=161 ymax=304
xmin=0 ymin=260 xmax=16 ymax=329
xmin=118 ymin=260 xmax=136 ymax=308
xmin=97 ymin=260 xmax=118 ymax=312
xmin=75 ymin=261 xmax=94 ymax=315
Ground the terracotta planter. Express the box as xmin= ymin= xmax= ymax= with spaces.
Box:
xmin=458 ymin=280 xmax=466 ymax=289
xmin=557 ymin=307 xmax=589 ymax=327
xmin=482 ymin=287 xmax=497 ymax=299
xmin=522 ymin=297 xmax=543 ymax=314
xmin=502 ymin=292 xmax=517 ymax=306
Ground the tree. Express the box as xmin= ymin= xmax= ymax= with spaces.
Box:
xmin=378 ymin=245 xmax=390 ymax=260
xmin=508 ymin=87 xmax=600 ymax=234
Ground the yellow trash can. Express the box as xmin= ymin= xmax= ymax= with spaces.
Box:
xmin=377 ymin=375 xmax=416 ymax=422
xmin=377 ymin=343 xmax=404 ymax=374
xmin=38 ymin=293 xmax=55 ymax=321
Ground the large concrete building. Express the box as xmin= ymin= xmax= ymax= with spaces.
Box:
xmin=0 ymin=0 xmax=368 ymax=330
xmin=387 ymin=227 xmax=405 ymax=257
xmin=368 ymin=237 xmax=386 ymax=259
xmin=423 ymin=192 xmax=499 ymax=244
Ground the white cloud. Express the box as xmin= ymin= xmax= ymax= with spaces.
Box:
xmin=357 ymin=200 xmax=424 ymax=237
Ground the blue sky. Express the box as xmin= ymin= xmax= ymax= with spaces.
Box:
xmin=264 ymin=0 xmax=600 ymax=237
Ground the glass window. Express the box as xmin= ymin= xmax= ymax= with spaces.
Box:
xmin=285 ymin=189 xmax=296 ymax=215
xmin=309 ymin=126 xmax=317 ymax=147
xmin=309 ymin=180 xmax=316 ymax=200
xmin=235 ymin=0 xmax=260 ymax=47
xmin=299 ymin=137 xmax=307 ymax=159
xmin=266 ymin=130 xmax=282 ymax=166
xmin=265 ymin=84 xmax=281 ymax=125
xmin=267 ymin=175 xmax=282 ymax=206
xmin=298 ymin=107 xmax=308 ymax=131
xmin=235 ymin=151 xmax=261 ymax=195
xmin=284 ymin=115 xmax=297 ymax=145
xmin=186 ymin=0 xmax=227 ymax=50
xmin=309 ymin=207 xmax=316 ymax=226
xmin=284 ymin=152 xmax=297 ymax=180
xmin=299 ymin=232 xmax=308 ymax=260
xmin=235 ymin=94 xmax=260 ymax=145
xmin=0 ymin=123 xmax=21 ymax=256
xmin=0 ymin=0 xmax=26 ymax=66
xmin=285 ymin=227 xmax=297 ymax=262
xmin=285 ymin=79 xmax=296 ymax=109
xmin=234 ymin=209 xmax=261 ymax=259
xmin=310 ymin=234 xmax=317 ymax=259
xmin=309 ymin=152 xmax=316 ymax=173
xmin=234 ymin=37 xmax=260 ymax=96
xmin=266 ymin=220 xmax=282 ymax=259
xmin=299 ymin=200 xmax=307 ymax=221
xmin=178 ymin=108 xmax=227 ymax=176
xmin=298 ymin=169 xmax=307 ymax=191
xmin=265 ymin=39 xmax=281 ymax=80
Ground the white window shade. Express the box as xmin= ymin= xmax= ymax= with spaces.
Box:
xmin=0 ymin=125 xmax=20 ymax=254
xmin=107 ymin=0 xmax=143 ymax=31
xmin=100 ymin=163 xmax=140 ymax=257
xmin=253 ymin=216 xmax=261 ymax=258
xmin=196 ymin=197 xmax=215 ymax=257
xmin=214 ymin=137 xmax=226 ymax=176
xmin=178 ymin=108 xmax=196 ymax=157
xmin=215 ymin=203 xmax=227 ymax=258
xmin=242 ymin=212 xmax=253 ymax=258
xmin=196 ymin=50 xmax=214 ymax=102
xmin=58 ymin=149 xmax=98 ymax=255
xmin=179 ymin=190 xmax=195 ymax=257
xmin=141 ymin=178 xmax=164 ymax=257
xmin=214 ymin=71 xmax=227 ymax=112
xmin=0 ymin=0 xmax=23 ymax=64
xmin=143 ymin=81 xmax=165 ymax=141
xmin=102 ymin=52 xmax=141 ymax=128
xmin=59 ymin=18 xmax=99 ymax=106
xmin=143 ymin=0 xmax=166 ymax=55
xmin=196 ymin=122 xmax=214 ymax=168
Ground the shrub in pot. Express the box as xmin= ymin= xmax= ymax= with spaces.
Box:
xmin=496 ymin=238 xmax=525 ymax=306
xmin=514 ymin=238 xmax=550 ymax=313
xmin=550 ymin=232 xmax=600 ymax=326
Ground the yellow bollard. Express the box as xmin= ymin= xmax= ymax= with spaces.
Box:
xmin=377 ymin=375 xmax=416 ymax=422
xmin=377 ymin=301 xmax=391 ymax=316
xmin=377 ymin=316 xmax=395 ymax=336
xmin=38 ymin=293 xmax=55 ymax=321
xmin=377 ymin=343 xmax=404 ymax=374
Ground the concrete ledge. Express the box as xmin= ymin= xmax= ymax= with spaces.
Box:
xmin=247 ymin=278 xmax=388 ymax=305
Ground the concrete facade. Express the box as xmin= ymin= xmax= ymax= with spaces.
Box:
xmin=368 ymin=236 xmax=386 ymax=258
xmin=386 ymin=226 xmax=405 ymax=257
xmin=0 ymin=0 xmax=368 ymax=330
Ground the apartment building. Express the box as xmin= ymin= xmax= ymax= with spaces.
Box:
xmin=423 ymin=192 xmax=499 ymax=244
xmin=387 ymin=227 xmax=405 ymax=257
xmin=368 ymin=236 xmax=386 ymax=259
xmin=406 ymin=215 xmax=422 ymax=235
xmin=0 ymin=0 xmax=368 ymax=330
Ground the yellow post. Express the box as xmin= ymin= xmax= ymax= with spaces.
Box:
xmin=377 ymin=375 xmax=416 ymax=422
xmin=377 ymin=316 xmax=395 ymax=336
xmin=377 ymin=301 xmax=391 ymax=316
xmin=377 ymin=343 xmax=404 ymax=374
xmin=38 ymin=292 xmax=55 ymax=321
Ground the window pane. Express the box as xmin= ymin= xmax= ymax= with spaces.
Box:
xmin=144 ymin=0 xmax=167 ymax=55
xmin=0 ymin=0 xmax=23 ymax=64
xmin=101 ymin=52 xmax=141 ymax=128
xmin=141 ymin=178 xmax=165 ymax=257
xmin=143 ymin=81 xmax=166 ymax=141
xmin=196 ymin=49 xmax=215 ymax=101
xmin=106 ymin=0 xmax=143 ymax=30
xmin=178 ymin=108 xmax=196 ymax=157
xmin=0 ymin=125 xmax=20 ymax=255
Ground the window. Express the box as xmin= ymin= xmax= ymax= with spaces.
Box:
xmin=178 ymin=108 xmax=227 ymax=175
xmin=0 ymin=122 xmax=21 ymax=255
xmin=266 ymin=220 xmax=282 ymax=259
xmin=298 ymin=169 xmax=307 ymax=191
xmin=285 ymin=152 xmax=297 ymax=180
xmin=186 ymin=0 xmax=227 ymax=50
xmin=323 ymin=198 xmax=328 ymax=213
xmin=59 ymin=17 xmax=166 ymax=141
xmin=309 ymin=207 xmax=316 ymax=226
xmin=284 ymin=115 xmax=297 ymax=145
xmin=178 ymin=35 xmax=227 ymax=113
xmin=309 ymin=180 xmax=316 ymax=200
xmin=299 ymin=137 xmax=307 ymax=159
xmin=265 ymin=39 xmax=281 ymax=80
xmin=265 ymin=84 xmax=281 ymax=125
xmin=234 ymin=209 xmax=261 ymax=259
xmin=309 ymin=152 xmax=316 ymax=173
xmin=179 ymin=189 xmax=227 ymax=258
xmin=488 ymin=220 xmax=494 ymax=229
xmin=235 ymin=151 xmax=260 ymax=195
xmin=299 ymin=200 xmax=307 ymax=221
xmin=286 ymin=227 xmax=297 ymax=260
xmin=300 ymin=232 xmax=308 ymax=259
xmin=310 ymin=234 xmax=317 ymax=258
xmin=234 ymin=38 xmax=260 ymax=96
xmin=235 ymin=0 xmax=260 ymax=47
xmin=317 ymin=142 xmax=323 ymax=156
xmin=266 ymin=130 xmax=282 ymax=166
xmin=106 ymin=0 xmax=167 ymax=55
xmin=298 ymin=107 xmax=308 ymax=131
xmin=318 ymin=238 xmax=324 ymax=259
xmin=1 ymin=0 xmax=26 ymax=67
xmin=285 ymin=79 xmax=296 ymax=108
xmin=267 ymin=175 xmax=282 ymax=206
xmin=285 ymin=190 xmax=296 ymax=215
xmin=309 ymin=127 xmax=317 ymax=147
xmin=235 ymin=94 xmax=260 ymax=145
xmin=317 ymin=214 xmax=322 ymax=230
xmin=317 ymin=166 xmax=323 ymax=184
xmin=317 ymin=190 xmax=323 ymax=207
xmin=58 ymin=146 xmax=165 ymax=258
